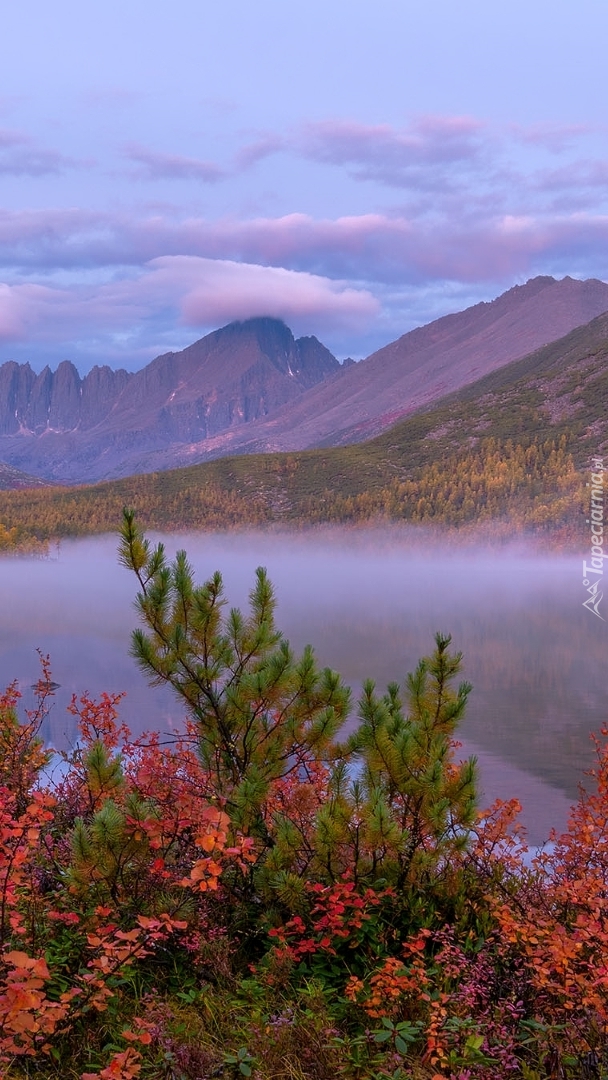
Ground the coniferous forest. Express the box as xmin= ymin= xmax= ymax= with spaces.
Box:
xmin=0 ymin=434 xmax=585 ymax=552
xmin=0 ymin=511 xmax=606 ymax=1079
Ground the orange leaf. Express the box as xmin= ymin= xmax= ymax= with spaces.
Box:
xmin=189 ymin=862 xmax=209 ymax=882
xmin=4 ymin=950 xmax=35 ymax=969
xmin=196 ymin=833 xmax=217 ymax=852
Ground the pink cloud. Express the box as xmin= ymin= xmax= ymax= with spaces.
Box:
xmin=235 ymin=134 xmax=286 ymax=169
xmin=118 ymin=115 xmax=487 ymax=193
xmin=3 ymin=205 xmax=608 ymax=291
xmin=0 ymin=282 xmax=26 ymax=340
xmin=3 ymin=112 xmax=608 ymax=366
xmin=299 ymin=116 xmax=485 ymax=186
xmin=0 ymin=128 xmax=77 ymax=176
xmin=156 ymin=256 xmax=379 ymax=329
xmin=180 ymin=212 xmax=608 ymax=288
xmin=509 ymin=121 xmax=592 ymax=153
xmin=0 ymin=281 xmax=91 ymax=342
xmin=123 ymin=143 xmax=226 ymax=182
xmin=125 ymin=211 xmax=608 ymax=287
xmin=3 ymin=115 xmax=607 ymax=284
xmin=535 ymin=159 xmax=608 ymax=193
xmin=3 ymin=211 xmax=608 ymax=368
xmin=0 ymin=129 xmax=28 ymax=149
xmin=122 ymin=134 xmax=283 ymax=183
xmin=0 ymin=207 xmax=407 ymax=276
xmin=0 ymin=256 xmax=379 ymax=351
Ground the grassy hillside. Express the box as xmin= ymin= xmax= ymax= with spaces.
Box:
xmin=1 ymin=313 xmax=606 ymax=547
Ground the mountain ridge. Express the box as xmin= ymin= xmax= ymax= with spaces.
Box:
xmin=1 ymin=275 xmax=608 ymax=483
xmin=0 ymin=317 xmax=340 ymax=480
xmin=3 ymin=306 xmax=608 ymax=542
xmin=197 ymin=273 xmax=608 ymax=457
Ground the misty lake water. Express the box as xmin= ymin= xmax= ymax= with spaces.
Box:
xmin=1 ymin=529 xmax=606 ymax=846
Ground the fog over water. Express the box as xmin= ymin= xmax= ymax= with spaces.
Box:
xmin=1 ymin=529 xmax=605 ymax=846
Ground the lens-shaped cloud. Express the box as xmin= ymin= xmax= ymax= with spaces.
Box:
xmin=162 ymin=255 xmax=379 ymax=328
xmin=0 ymin=256 xmax=379 ymax=353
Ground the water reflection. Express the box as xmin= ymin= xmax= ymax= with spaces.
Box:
xmin=0 ymin=529 xmax=605 ymax=845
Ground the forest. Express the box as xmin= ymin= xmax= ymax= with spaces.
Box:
xmin=0 ymin=511 xmax=606 ymax=1079
xmin=0 ymin=434 xmax=585 ymax=551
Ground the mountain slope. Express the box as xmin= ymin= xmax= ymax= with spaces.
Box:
xmin=0 ymin=275 xmax=607 ymax=483
xmin=169 ymin=274 xmax=608 ymax=461
xmin=0 ymin=318 xmax=340 ymax=482
xmin=2 ymin=309 xmax=607 ymax=543
xmin=0 ymin=462 xmax=49 ymax=490
xmin=55 ymin=273 xmax=605 ymax=479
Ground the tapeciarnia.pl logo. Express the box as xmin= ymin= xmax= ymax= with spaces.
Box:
xmin=582 ymin=456 xmax=604 ymax=620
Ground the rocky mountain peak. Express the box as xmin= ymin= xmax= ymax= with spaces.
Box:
xmin=0 ymin=316 xmax=340 ymax=477
xmin=1 ymin=278 xmax=607 ymax=483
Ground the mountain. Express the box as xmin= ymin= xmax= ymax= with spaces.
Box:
xmin=0 ymin=462 xmax=49 ymax=490
xmin=0 ymin=275 xmax=607 ymax=483
xmin=175 ymin=274 xmax=608 ymax=460
xmin=0 ymin=318 xmax=340 ymax=482
xmin=4 ymin=308 xmax=608 ymax=543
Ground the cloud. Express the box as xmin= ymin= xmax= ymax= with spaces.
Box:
xmin=0 ymin=130 xmax=26 ymax=149
xmin=0 ymin=208 xmax=454 ymax=283
xmin=509 ymin=121 xmax=592 ymax=153
xmin=535 ymin=159 xmax=608 ymax=194
xmin=0 ymin=256 xmax=378 ymax=354
xmin=120 ymin=115 xmax=488 ymax=192
xmin=123 ymin=143 xmax=226 ymax=182
xmin=0 ymin=282 xmax=26 ymax=340
xmin=0 ymin=207 xmax=411 ymax=277
xmin=3 ymin=208 xmax=608 ymax=369
xmin=122 ymin=133 xmax=283 ymax=182
xmin=235 ymin=134 xmax=285 ymax=169
xmin=0 ymin=112 xmax=607 ymax=371
xmin=3 ymin=203 xmax=608 ymax=292
xmin=0 ymin=281 xmax=92 ymax=343
xmin=0 ymin=128 xmax=77 ymax=176
xmin=3 ymin=112 xmax=608 ymax=365
xmin=299 ymin=116 xmax=485 ymax=187
xmin=156 ymin=256 xmax=379 ymax=329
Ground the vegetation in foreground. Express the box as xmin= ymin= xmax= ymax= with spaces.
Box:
xmin=1 ymin=512 xmax=607 ymax=1079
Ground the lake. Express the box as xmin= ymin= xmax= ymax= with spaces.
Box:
xmin=1 ymin=528 xmax=605 ymax=846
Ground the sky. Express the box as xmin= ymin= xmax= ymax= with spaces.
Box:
xmin=1 ymin=0 xmax=608 ymax=372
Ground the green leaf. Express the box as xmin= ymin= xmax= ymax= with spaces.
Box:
xmin=395 ymin=1035 xmax=410 ymax=1055
xmin=396 ymin=1021 xmax=420 ymax=1036
xmin=465 ymin=1034 xmax=484 ymax=1052
xmin=374 ymin=1029 xmax=393 ymax=1043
